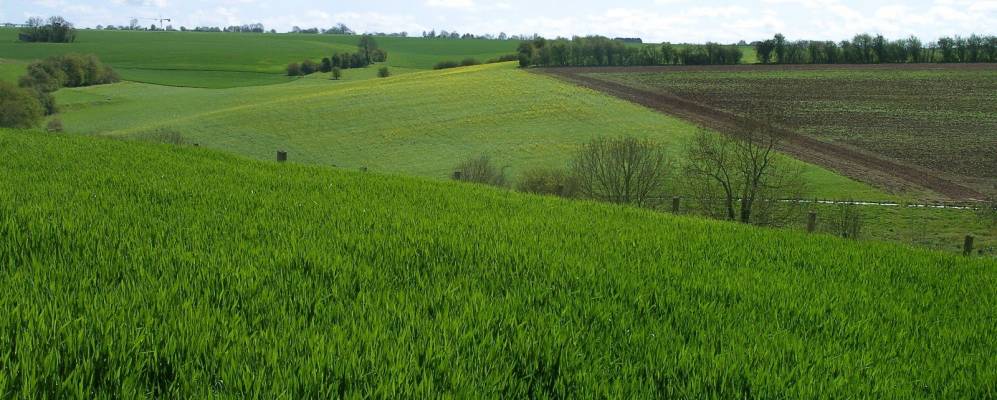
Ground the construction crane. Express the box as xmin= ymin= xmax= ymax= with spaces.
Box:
xmin=139 ymin=17 xmax=171 ymax=31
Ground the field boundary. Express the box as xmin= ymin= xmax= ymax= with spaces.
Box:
xmin=535 ymin=67 xmax=986 ymax=201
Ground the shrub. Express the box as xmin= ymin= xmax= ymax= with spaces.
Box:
xmin=516 ymin=167 xmax=577 ymax=197
xmin=286 ymin=62 xmax=302 ymax=76
xmin=46 ymin=118 xmax=64 ymax=133
xmin=433 ymin=60 xmax=461 ymax=70
xmin=371 ymin=48 xmax=389 ymax=63
xmin=460 ymin=58 xmax=481 ymax=67
xmin=31 ymin=89 xmax=58 ymax=116
xmin=453 ymin=155 xmax=507 ymax=187
xmin=377 ymin=67 xmax=391 ymax=78
xmin=300 ymin=60 xmax=319 ymax=75
xmin=486 ymin=54 xmax=520 ymax=63
xmin=331 ymin=67 xmax=342 ymax=80
xmin=977 ymin=195 xmax=997 ymax=227
xmin=825 ymin=202 xmax=864 ymax=239
xmin=19 ymin=54 xmax=119 ymax=92
xmin=0 ymin=81 xmax=44 ymax=128
xmin=571 ymin=136 xmax=670 ymax=207
xmin=319 ymin=57 xmax=333 ymax=73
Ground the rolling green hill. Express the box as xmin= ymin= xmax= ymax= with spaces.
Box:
xmin=52 ymin=62 xmax=887 ymax=200
xmin=1 ymin=129 xmax=994 ymax=397
xmin=0 ymin=29 xmax=518 ymax=87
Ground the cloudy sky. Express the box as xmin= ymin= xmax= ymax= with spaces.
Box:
xmin=2 ymin=0 xmax=995 ymax=42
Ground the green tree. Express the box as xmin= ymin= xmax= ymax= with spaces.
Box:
xmin=0 ymin=82 xmax=45 ymax=128
xmin=358 ymin=35 xmax=379 ymax=65
xmin=331 ymin=67 xmax=342 ymax=80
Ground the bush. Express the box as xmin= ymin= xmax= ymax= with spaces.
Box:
xmin=516 ymin=167 xmax=577 ymax=197
xmin=453 ymin=155 xmax=507 ymax=187
xmin=0 ymin=81 xmax=44 ymax=128
xmin=46 ymin=118 xmax=64 ymax=133
xmin=377 ymin=67 xmax=391 ymax=78
xmin=825 ymin=202 xmax=864 ymax=239
xmin=371 ymin=48 xmax=389 ymax=63
xmin=319 ymin=57 xmax=333 ymax=73
xmin=31 ymin=89 xmax=58 ymax=116
xmin=300 ymin=60 xmax=319 ymax=75
xmin=19 ymin=54 xmax=119 ymax=92
xmin=977 ymin=195 xmax=997 ymax=227
xmin=433 ymin=60 xmax=461 ymax=70
xmin=460 ymin=58 xmax=481 ymax=67
xmin=331 ymin=67 xmax=342 ymax=80
xmin=286 ymin=63 xmax=302 ymax=76
xmin=571 ymin=136 xmax=670 ymax=207
xmin=486 ymin=54 xmax=520 ymax=63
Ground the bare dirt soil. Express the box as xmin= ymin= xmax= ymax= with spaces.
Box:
xmin=537 ymin=64 xmax=996 ymax=200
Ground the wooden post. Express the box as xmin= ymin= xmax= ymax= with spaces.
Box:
xmin=452 ymin=171 xmax=462 ymax=180
xmin=807 ymin=212 xmax=817 ymax=233
xmin=672 ymin=197 xmax=681 ymax=213
xmin=964 ymin=235 xmax=975 ymax=256
xmin=276 ymin=151 xmax=287 ymax=162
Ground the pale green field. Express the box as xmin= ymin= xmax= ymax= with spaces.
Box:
xmin=52 ymin=62 xmax=887 ymax=200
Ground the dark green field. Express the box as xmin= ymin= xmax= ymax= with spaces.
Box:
xmin=0 ymin=29 xmax=518 ymax=87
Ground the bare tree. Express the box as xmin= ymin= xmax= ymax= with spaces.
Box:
xmin=453 ymin=155 xmax=507 ymax=187
xmin=977 ymin=194 xmax=997 ymax=227
xmin=570 ymin=136 xmax=670 ymax=207
xmin=683 ymin=127 xmax=806 ymax=225
xmin=825 ymin=202 xmax=864 ymax=239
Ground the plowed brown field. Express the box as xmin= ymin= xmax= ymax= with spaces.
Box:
xmin=538 ymin=64 xmax=997 ymax=200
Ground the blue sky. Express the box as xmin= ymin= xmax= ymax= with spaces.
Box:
xmin=2 ymin=0 xmax=995 ymax=42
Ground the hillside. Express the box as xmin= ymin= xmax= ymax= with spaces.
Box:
xmin=0 ymin=29 xmax=518 ymax=87
xmin=51 ymin=62 xmax=886 ymax=200
xmin=0 ymin=129 xmax=994 ymax=397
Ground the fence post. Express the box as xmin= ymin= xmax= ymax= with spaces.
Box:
xmin=452 ymin=171 xmax=462 ymax=180
xmin=672 ymin=197 xmax=681 ymax=213
xmin=964 ymin=235 xmax=975 ymax=256
xmin=807 ymin=212 xmax=817 ymax=233
xmin=276 ymin=151 xmax=287 ymax=162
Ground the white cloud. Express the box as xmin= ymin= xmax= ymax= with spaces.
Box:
xmin=425 ymin=0 xmax=474 ymax=9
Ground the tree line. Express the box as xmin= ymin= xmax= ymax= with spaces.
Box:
xmin=19 ymin=16 xmax=76 ymax=43
xmin=1 ymin=54 xmax=118 ymax=130
xmin=287 ymin=35 xmax=388 ymax=76
xmin=755 ymin=33 xmax=997 ymax=64
xmin=517 ymin=36 xmax=743 ymax=67
xmin=454 ymin=126 xmax=809 ymax=229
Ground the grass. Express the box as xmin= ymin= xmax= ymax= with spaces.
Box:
xmin=0 ymin=29 xmax=518 ymax=87
xmin=1 ymin=129 xmax=995 ymax=397
xmin=52 ymin=62 xmax=886 ymax=201
xmin=0 ymin=58 xmax=27 ymax=83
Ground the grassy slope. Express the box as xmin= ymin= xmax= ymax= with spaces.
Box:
xmin=53 ymin=62 xmax=885 ymax=200
xmin=0 ymin=29 xmax=518 ymax=87
xmin=0 ymin=58 xmax=27 ymax=83
xmin=1 ymin=129 xmax=995 ymax=397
